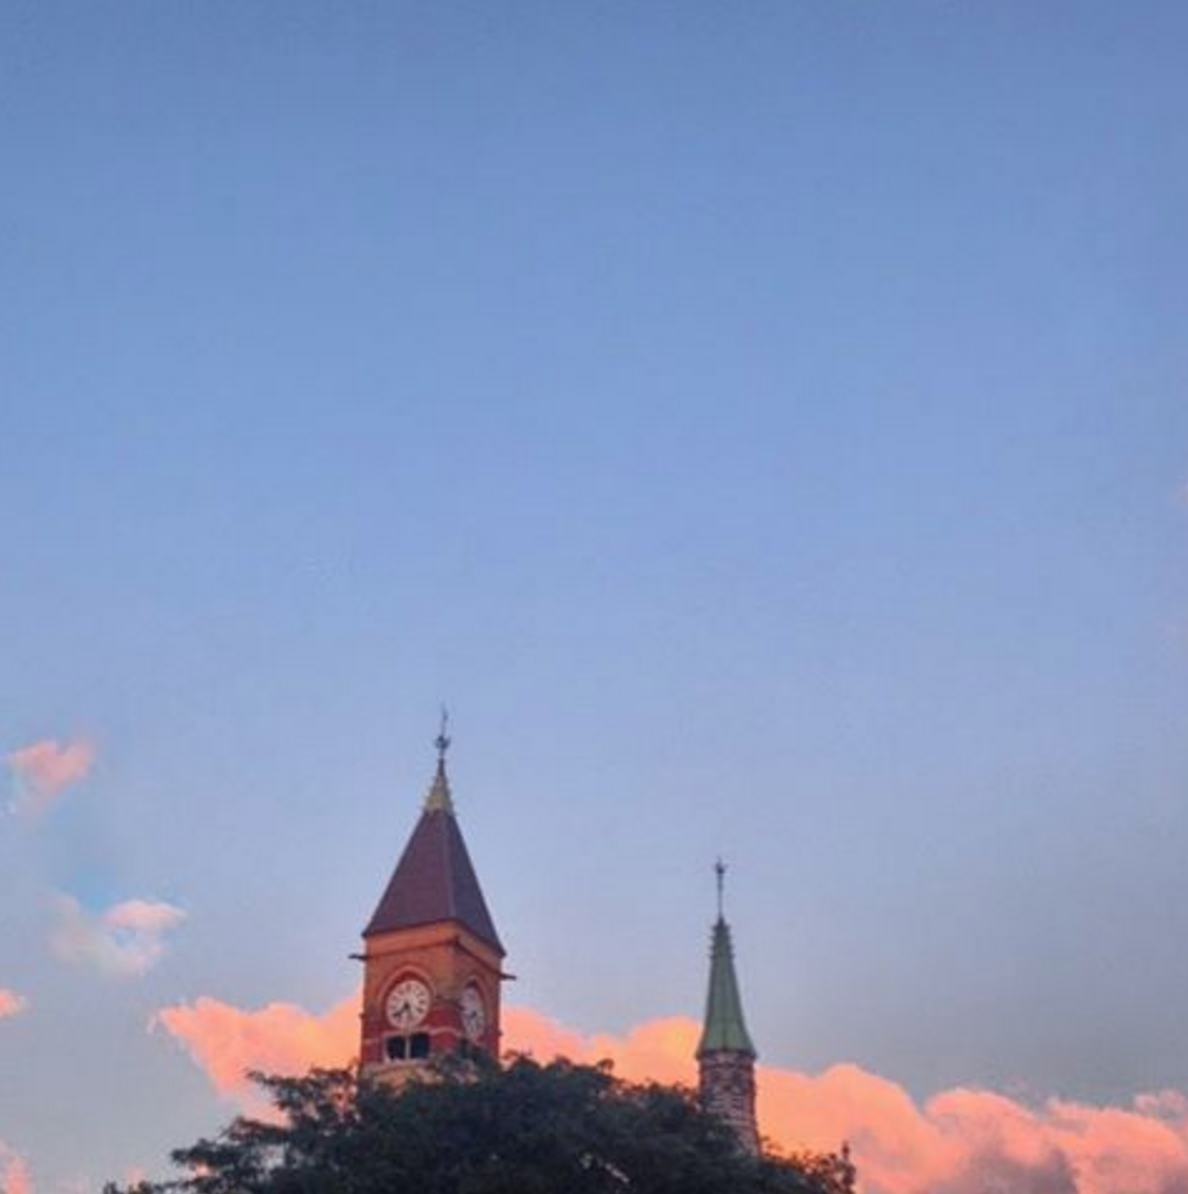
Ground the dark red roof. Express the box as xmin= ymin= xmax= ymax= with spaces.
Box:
xmin=363 ymin=806 xmax=503 ymax=953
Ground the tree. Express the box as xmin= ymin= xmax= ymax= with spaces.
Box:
xmin=105 ymin=1055 xmax=856 ymax=1194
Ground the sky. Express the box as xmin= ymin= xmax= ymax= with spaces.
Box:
xmin=2 ymin=2 xmax=1187 ymax=1190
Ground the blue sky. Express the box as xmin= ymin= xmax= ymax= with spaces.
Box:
xmin=2 ymin=3 xmax=1187 ymax=1190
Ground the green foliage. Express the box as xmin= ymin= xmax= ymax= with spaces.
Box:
xmin=104 ymin=1056 xmax=856 ymax=1194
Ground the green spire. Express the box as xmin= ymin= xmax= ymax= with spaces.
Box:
xmin=697 ymin=863 xmax=757 ymax=1058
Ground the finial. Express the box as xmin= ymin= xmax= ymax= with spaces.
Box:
xmin=424 ymin=706 xmax=455 ymax=814
xmin=715 ymin=857 xmax=726 ymax=920
xmin=435 ymin=705 xmax=451 ymax=768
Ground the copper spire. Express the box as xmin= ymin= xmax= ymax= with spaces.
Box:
xmin=698 ymin=860 xmax=756 ymax=1058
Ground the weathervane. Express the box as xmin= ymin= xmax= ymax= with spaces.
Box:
xmin=715 ymin=857 xmax=726 ymax=920
xmin=435 ymin=705 xmax=451 ymax=764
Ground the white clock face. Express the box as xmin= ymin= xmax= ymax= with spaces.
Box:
xmin=386 ymin=978 xmax=431 ymax=1030
xmin=460 ymin=984 xmax=486 ymax=1042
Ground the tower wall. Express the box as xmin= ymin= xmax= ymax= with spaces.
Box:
xmin=359 ymin=922 xmax=502 ymax=1084
xmin=699 ymin=1049 xmax=759 ymax=1154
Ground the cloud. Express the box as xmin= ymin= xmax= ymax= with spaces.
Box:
xmin=503 ymin=1005 xmax=700 ymax=1086
xmin=0 ymin=1143 xmax=32 ymax=1194
xmin=508 ymin=1011 xmax=1188 ymax=1192
xmin=0 ymin=989 xmax=29 ymax=1020
xmin=154 ymin=993 xmax=360 ymax=1113
xmin=152 ymin=997 xmax=1188 ymax=1193
xmin=6 ymin=738 xmax=95 ymax=817
xmin=152 ymin=994 xmax=693 ymax=1114
xmin=52 ymin=895 xmax=186 ymax=978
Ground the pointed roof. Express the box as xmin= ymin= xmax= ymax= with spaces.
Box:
xmin=697 ymin=915 xmax=757 ymax=1058
xmin=363 ymin=757 xmax=503 ymax=953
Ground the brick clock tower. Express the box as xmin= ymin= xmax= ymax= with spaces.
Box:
xmin=358 ymin=721 xmax=505 ymax=1082
xmin=697 ymin=861 xmax=760 ymax=1154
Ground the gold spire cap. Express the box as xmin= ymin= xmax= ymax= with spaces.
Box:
xmin=424 ymin=707 xmax=455 ymax=814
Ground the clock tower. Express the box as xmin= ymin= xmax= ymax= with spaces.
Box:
xmin=358 ymin=721 xmax=505 ymax=1083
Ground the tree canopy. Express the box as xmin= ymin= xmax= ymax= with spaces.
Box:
xmin=106 ymin=1055 xmax=856 ymax=1194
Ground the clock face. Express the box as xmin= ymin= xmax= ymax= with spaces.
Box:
xmin=460 ymin=984 xmax=486 ymax=1042
xmin=386 ymin=978 xmax=431 ymax=1030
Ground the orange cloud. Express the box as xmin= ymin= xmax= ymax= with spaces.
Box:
xmin=503 ymin=1005 xmax=699 ymax=1087
xmin=755 ymin=1064 xmax=1188 ymax=1194
xmin=154 ymin=994 xmax=360 ymax=1113
xmin=154 ymin=995 xmax=1188 ymax=1193
xmin=0 ymin=1143 xmax=32 ymax=1194
xmin=0 ymin=989 xmax=28 ymax=1020
xmin=6 ymin=738 xmax=94 ymax=817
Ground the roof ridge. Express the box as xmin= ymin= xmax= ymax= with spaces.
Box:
xmin=438 ymin=804 xmax=457 ymax=919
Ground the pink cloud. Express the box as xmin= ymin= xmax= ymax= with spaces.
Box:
xmin=52 ymin=895 xmax=186 ymax=979
xmin=0 ymin=989 xmax=29 ymax=1020
xmin=6 ymin=738 xmax=95 ymax=817
xmin=105 ymin=900 xmax=188 ymax=934
xmin=153 ymin=996 xmax=1188 ymax=1193
xmin=0 ymin=1144 xmax=32 ymax=1194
